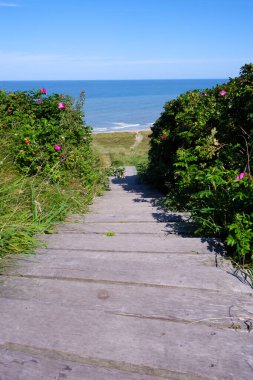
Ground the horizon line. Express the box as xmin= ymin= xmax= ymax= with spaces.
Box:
xmin=0 ymin=78 xmax=229 ymax=82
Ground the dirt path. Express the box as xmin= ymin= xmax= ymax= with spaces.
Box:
xmin=0 ymin=166 xmax=252 ymax=379
xmin=130 ymin=131 xmax=144 ymax=150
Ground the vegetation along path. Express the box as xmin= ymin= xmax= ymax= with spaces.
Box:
xmin=0 ymin=166 xmax=253 ymax=380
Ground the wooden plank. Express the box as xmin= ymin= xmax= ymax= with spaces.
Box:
xmin=0 ymin=299 xmax=253 ymax=380
xmin=1 ymin=276 xmax=252 ymax=329
xmin=9 ymin=248 xmax=249 ymax=293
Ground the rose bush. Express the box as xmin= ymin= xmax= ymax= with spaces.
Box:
xmin=147 ymin=64 xmax=253 ymax=266
xmin=0 ymin=88 xmax=106 ymax=258
xmin=0 ymin=89 xmax=100 ymax=185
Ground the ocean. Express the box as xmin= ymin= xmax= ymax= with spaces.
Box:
xmin=0 ymin=80 xmax=226 ymax=132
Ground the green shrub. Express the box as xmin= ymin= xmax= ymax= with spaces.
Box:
xmin=0 ymin=89 xmax=97 ymax=184
xmin=0 ymin=88 xmax=106 ymax=259
xmin=147 ymin=64 xmax=253 ymax=266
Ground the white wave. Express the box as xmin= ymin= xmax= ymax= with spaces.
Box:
xmin=112 ymin=126 xmax=130 ymax=130
xmin=144 ymin=122 xmax=154 ymax=128
xmin=94 ymin=127 xmax=108 ymax=132
xmin=112 ymin=122 xmax=141 ymax=129
xmin=93 ymin=121 xmax=154 ymax=133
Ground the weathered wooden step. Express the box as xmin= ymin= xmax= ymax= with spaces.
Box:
xmin=1 ymin=276 xmax=252 ymax=329
xmin=40 ymin=234 xmax=215 ymax=253
xmin=55 ymin=221 xmax=195 ymax=235
xmin=1 ymin=165 xmax=252 ymax=380
xmin=0 ymin=347 xmax=161 ymax=380
xmin=9 ymin=250 xmax=249 ymax=293
xmin=1 ymin=299 xmax=253 ymax=380
xmin=82 ymin=212 xmax=190 ymax=223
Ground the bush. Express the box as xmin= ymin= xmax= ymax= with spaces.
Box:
xmin=147 ymin=64 xmax=253 ymax=266
xmin=0 ymin=89 xmax=99 ymax=185
xmin=0 ymin=88 xmax=106 ymax=258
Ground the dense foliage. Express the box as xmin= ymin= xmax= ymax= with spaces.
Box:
xmin=0 ymin=89 xmax=100 ymax=184
xmin=147 ymin=64 xmax=253 ymax=266
xmin=0 ymin=88 xmax=105 ymax=258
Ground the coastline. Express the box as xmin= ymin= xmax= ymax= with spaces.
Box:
xmin=92 ymin=128 xmax=151 ymax=135
xmin=90 ymin=122 xmax=154 ymax=135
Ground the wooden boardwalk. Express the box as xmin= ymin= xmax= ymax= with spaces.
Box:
xmin=0 ymin=167 xmax=252 ymax=380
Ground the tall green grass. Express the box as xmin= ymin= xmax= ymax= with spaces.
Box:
xmin=0 ymin=152 xmax=105 ymax=260
xmin=0 ymin=89 xmax=107 ymax=262
xmin=0 ymin=159 xmax=107 ymax=262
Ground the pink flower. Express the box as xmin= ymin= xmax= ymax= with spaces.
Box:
xmin=220 ymin=90 xmax=227 ymax=96
xmin=236 ymin=172 xmax=246 ymax=180
xmin=37 ymin=99 xmax=42 ymax=104
xmin=58 ymin=102 xmax=65 ymax=110
xmin=161 ymin=134 xmax=167 ymax=140
xmin=40 ymin=87 xmax=47 ymax=94
xmin=54 ymin=144 xmax=61 ymax=151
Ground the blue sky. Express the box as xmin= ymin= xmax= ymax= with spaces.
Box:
xmin=0 ymin=0 xmax=252 ymax=79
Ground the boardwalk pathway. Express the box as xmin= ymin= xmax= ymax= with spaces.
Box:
xmin=0 ymin=166 xmax=253 ymax=380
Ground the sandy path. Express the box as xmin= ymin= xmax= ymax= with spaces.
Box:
xmin=130 ymin=131 xmax=144 ymax=150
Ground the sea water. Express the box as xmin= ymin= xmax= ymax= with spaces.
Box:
xmin=0 ymin=79 xmax=226 ymax=132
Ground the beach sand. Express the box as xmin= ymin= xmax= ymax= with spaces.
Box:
xmin=92 ymin=128 xmax=151 ymax=135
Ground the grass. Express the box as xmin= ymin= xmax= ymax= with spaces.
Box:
xmin=92 ymin=130 xmax=150 ymax=167
xmin=0 ymin=129 xmax=150 ymax=263
xmin=0 ymin=89 xmax=108 ymax=265
xmin=104 ymin=231 xmax=116 ymax=236
xmin=0 ymin=152 xmax=106 ymax=262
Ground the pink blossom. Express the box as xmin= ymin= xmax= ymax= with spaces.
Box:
xmin=161 ymin=134 xmax=167 ymax=140
xmin=54 ymin=144 xmax=61 ymax=151
xmin=220 ymin=90 xmax=227 ymax=96
xmin=37 ymin=99 xmax=42 ymax=104
xmin=40 ymin=87 xmax=47 ymax=95
xmin=236 ymin=172 xmax=246 ymax=180
xmin=58 ymin=102 xmax=65 ymax=110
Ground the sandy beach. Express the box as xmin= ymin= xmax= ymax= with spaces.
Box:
xmin=92 ymin=128 xmax=151 ymax=135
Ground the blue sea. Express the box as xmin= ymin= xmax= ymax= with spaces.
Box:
xmin=0 ymin=80 xmax=227 ymax=132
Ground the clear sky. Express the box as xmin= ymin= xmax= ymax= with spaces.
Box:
xmin=0 ymin=0 xmax=252 ymax=80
